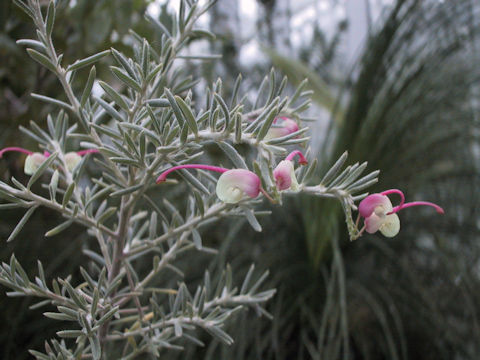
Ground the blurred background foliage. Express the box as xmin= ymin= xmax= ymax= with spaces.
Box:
xmin=1 ymin=0 xmax=480 ymax=359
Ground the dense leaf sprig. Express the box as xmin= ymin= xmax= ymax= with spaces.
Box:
xmin=0 ymin=0 xmax=378 ymax=358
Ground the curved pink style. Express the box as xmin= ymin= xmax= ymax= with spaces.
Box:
xmin=0 ymin=147 xmax=99 ymax=158
xmin=77 ymin=149 xmax=100 ymax=156
xmin=392 ymin=201 xmax=444 ymax=214
xmin=156 ymin=164 xmax=228 ymax=183
xmin=285 ymin=150 xmax=308 ymax=165
xmin=360 ymin=189 xmax=444 ymax=216
xmin=0 ymin=147 xmax=34 ymax=157
xmin=381 ymin=189 xmax=405 ymax=209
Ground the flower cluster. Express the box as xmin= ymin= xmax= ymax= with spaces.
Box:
xmin=2 ymin=116 xmax=445 ymax=241
xmin=156 ymin=149 xmax=308 ymax=204
xmin=0 ymin=147 xmax=99 ymax=175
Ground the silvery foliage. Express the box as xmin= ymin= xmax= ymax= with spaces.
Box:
xmin=0 ymin=0 xmax=378 ymax=358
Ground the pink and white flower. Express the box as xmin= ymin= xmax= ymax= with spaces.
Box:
xmin=156 ymin=164 xmax=261 ymax=204
xmin=358 ymin=189 xmax=444 ymax=237
xmin=0 ymin=147 xmax=99 ymax=175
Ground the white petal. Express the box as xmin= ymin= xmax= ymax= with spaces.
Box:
xmin=65 ymin=152 xmax=81 ymax=171
xmin=24 ymin=153 xmax=46 ymax=175
xmin=379 ymin=214 xmax=400 ymax=237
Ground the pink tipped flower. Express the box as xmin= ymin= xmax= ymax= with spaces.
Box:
xmin=216 ymin=169 xmax=261 ymax=203
xmin=273 ymin=150 xmax=308 ymax=191
xmin=265 ymin=117 xmax=299 ymax=140
xmin=156 ymin=164 xmax=261 ymax=204
xmin=0 ymin=147 xmax=99 ymax=175
xmin=358 ymin=189 xmax=444 ymax=237
xmin=0 ymin=147 xmax=43 ymax=175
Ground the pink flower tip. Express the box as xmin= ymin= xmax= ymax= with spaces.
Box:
xmin=156 ymin=174 xmax=167 ymax=183
xmin=273 ymin=151 xmax=307 ymax=191
xmin=285 ymin=150 xmax=308 ymax=165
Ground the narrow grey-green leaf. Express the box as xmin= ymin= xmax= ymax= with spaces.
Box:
xmin=146 ymin=62 xmax=164 ymax=84
xmin=241 ymin=206 xmax=262 ymax=232
xmin=49 ymin=170 xmax=59 ymax=201
xmin=97 ymin=207 xmax=117 ymax=224
xmin=81 ymin=66 xmax=96 ymax=107
xmin=96 ymin=306 xmax=119 ymax=326
xmin=146 ymin=98 xmax=170 ymax=107
xmin=110 ymin=66 xmax=142 ymax=92
xmin=175 ymin=95 xmax=198 ymax=135
xmin=43 ymin=312 xmax=76 ymax=321
xmin=145 ymin=13 xmax=171 ymax=37
xmin=240 ymin=264 xmax=255 ymax=294
xmin=7 ymin=206 xmax=38 ymax=242
xmin=213 ymin=93 xmax=230 ymax=131
xmin=177 ymin=168 xmax=210 ymax=195
xmin=90 ymin=336 xmax=101 ymax=360
xmin=234 ymin=113 xmax=242 ymax=143
xmin=204 ymin=326 xmax=234 ymax=345
xmin=320 ymin=151 xmax=348 ymax=185
xmin=256 ymin=106 xmax=278 ymax=141
xmin=16 ymin=39 xmax=46 ymax=52
xmin=98 ymin=81 xmax=129 ymax=111
xmin=191 ymin=29 xmax=216 ymax=40
xmin=45 ymin=219 xmax=74 ymax=237
xmin=62 ymin=182 xmax=75 ymax=208
xmin=165 ymin=88 xmax=185 ymax=127
xmin=56 ymin=330 xmax=84 ymax=338
xmin=26 ymin=49 xmax=57 ymax=73
xmin=193 ymin=190 xmax=205 ymax=217
xmin=217 ymin=141 xmax=247 ymax=169
xmin=94 ymin=96 xmax=124 ymax=122
xmin=45 ymin=1 xmax=55 ymax=37
xmin=192 ymin=229 xmax=202 ymax=250
xmin=67 ymin=50 xmax=110 ymax=72
xmin=110 ymin=184 xmax=143 ymax=198
xmin=12 ymin=0 xmax=35 ymax=19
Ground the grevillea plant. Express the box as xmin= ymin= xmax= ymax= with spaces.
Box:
xmin=0 ymin=1 xmax=442 ymax=359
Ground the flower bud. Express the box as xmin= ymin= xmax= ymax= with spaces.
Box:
xmin=265 ymin=117 xmax=299 ymax=140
